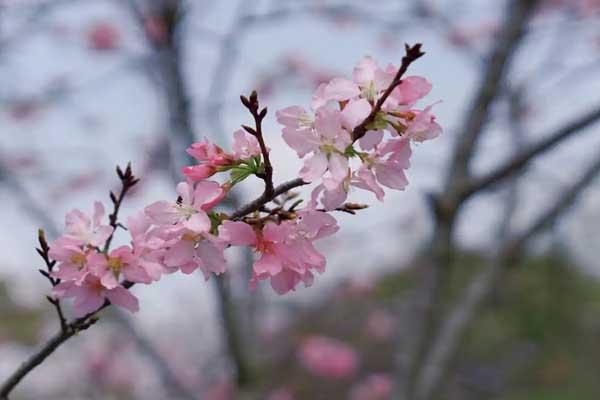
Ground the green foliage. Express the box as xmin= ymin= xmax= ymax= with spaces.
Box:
xmin=0 ymin=281 xmax=44 ymax=345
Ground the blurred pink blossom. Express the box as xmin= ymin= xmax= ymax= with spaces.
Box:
xmin=349 ymin=373 xmax=393 ymax=400
xmin=366 ymin=310 xmax=396 ymax=341
xmin=87 ymin=22 xmax=120 ymax=51
xmin=298 ymin=336 xmax=359 ymax=379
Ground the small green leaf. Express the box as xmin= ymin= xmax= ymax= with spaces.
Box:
xmin=365 ymin=112 xmax=388 ymax=130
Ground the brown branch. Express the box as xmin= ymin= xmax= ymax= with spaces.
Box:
xmin=241 ymin=91 xmax=274 ymax=197
xmin=464 ymin=104 xmax=600 ymax=199
xmin=444 ymin=0 xmax=540 ymax=195
xmin=351 ymin=43 xmax=425 ymax=142
xmin=411 ymin=151 xmax=600 ymax=400
xmin=36 ymin=229 xmax=68 ymax=332
xmin=0 ymin=306 xmax=103 ymax=399
xmin=230 ymin=178 xmax=308 ymax=220
xmin=103 ymin=163 xmax=139 ymax=253
xmin=507 ymin=153 xmax=600 ymax=253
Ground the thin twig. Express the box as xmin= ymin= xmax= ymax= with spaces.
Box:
xmin=241 ymin=91 xmax=274 ymax=197
xmin=351 ymin=43 xmax=425 ymax=142
xmin=230 ymin=178 xmax=307 ymax=220
xmin=464 ymin=104 xmax=600 ymax=199
xmin=36 ymin=229 xmax=67 ymax=332
xmin=103 ymin=163 xmax=139 ymax=252
xmin=411 ymin=151 xmax=600 ymax=400
xmin=444 ymin=0 xmax=540 ymax=194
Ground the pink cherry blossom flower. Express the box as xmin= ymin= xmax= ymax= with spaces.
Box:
xmin=341 ymin=98 xmax=372 ymax=131
xmin=232 ymin=129 xmax=261 ymax=159
xmin=349 ymin=373 xmax=393 ymax=400
xmin=288 ymin=107 xmax=351 ymax=185
xmin=49 ymin=236 xmax=91 ymax=283
xmin=297 ymin=336 xmax=358 ymax=379
xmin=88 ymin=246 xmax=151 ymax=289
xmin=219 ymin=210 xmax=338 ymax=294
xmin=127 ymin=211 xmax=170 ymax=281
xmin=182 ymin=139 xmax=235 ymax=181
xmin=312 ymin=77 xmax=360 ymax=109
xmin=277 ymin=106 xmax=316 ymax=158
xmin=63 ymin=201 xmax=114 ymax=247
xmin=405 ymin=104 xmax=442 ymax=142
xmin=366 ymin=310 xmax=396 ymax=341
xmin=145 ymin=181 xmax=226 ymax=279
xmin=391 ymin=76 xmax=432 ymax=106
xmin=53 ymin=275 xmax=138 ymax=317
xmin=145 ymin=181 xmax=224 ymax=228
xmin=352 ymin=56 xmax=396 ymax=100
xmin=87 ymin=22 xmax=120 ymax=51
xmin=162 ymin=229 xmax=226 ymax=279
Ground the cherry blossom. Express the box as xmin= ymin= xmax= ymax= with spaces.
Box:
xmin=219 ymin=210 xmax=338 ymax=294
xmin=46 ymin=51 xmax=438 ymax=317
xmin=62 ymin=201 xmax=113 ymax=247
xmin=53 ymin=275 xmax=138 ymax=317
xmin=297 ymin=336 xmax=359 ymax=379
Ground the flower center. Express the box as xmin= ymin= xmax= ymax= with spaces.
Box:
xmin=70 ymin=253 xmax=86 ymax=267
xmin=107 ymin=256 xmax=122 ymax=275
xmin=182 ymin=232 xmax=202 ymax=242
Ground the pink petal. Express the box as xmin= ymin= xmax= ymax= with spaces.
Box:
xmin=393 ymin=76 xmax=432 ymax=105
xmin=352 ymin=56 xmax=378 ymax=86
xmin=197 ymin=240 xmax=227 ymax=277
xmin=282 ymin=127 xmax=319 ymax=158
xmin=341 ymin=99 xmax=372 ymax=131
xmin=92 ymin=201 xmax=105 ymax=227
xmin=218 ymin=221 xmax=257 ymax=246
xmin=254 ymin=253 xmax=283 ymax=276
xmin=328 ymin=153 xmax=349 ymax=183
xmin=106 ymin=286 xmax=139 ymax=313
xmin=276 ymin=105 xmax=309 ymax=128
xmin=183 ymin=212 xmax=211 ymax=233
xmin=73 ymin=289 xmax=105 ymax=317
xmin=359 ymin=130 xmax=384 ymax=151
xmin=164 ymin=240 xmax=195 ymax=267
xmin=300 ymin=152 xmax=328 ymax=182
xmin=194 ymin=181 xmax=224 ymax=210
xmin=375 ymin=164 xmax=409 ymax=190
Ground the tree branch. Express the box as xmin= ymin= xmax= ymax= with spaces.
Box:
xmin=411 ymin=151 xmax=600 ymax=400
xmin=444 ymin=0 xmax=540 ymax=194
xmin=464 ymin=104 xmax=600 ymax=199
xmin=351 ymin=43 xmax=425 ymax=142
xmin=103 ymin=163 xmax=139 ymax=252
xmin=0 ymin=306 xmax=104 ymax=399
xmin=230 ymin=178 xmax=308 ymax=220
xmin=241 ymin=91 xmax=274 ymax=197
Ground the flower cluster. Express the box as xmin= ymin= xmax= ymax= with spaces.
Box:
xmin=48 ymin=49 xmax=441 ymax=317
xmin=278 ymin=55 xmax=441 ymax=210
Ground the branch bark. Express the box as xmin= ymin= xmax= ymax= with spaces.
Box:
xmin=396 ymin=1 xmax=540 ymax=398
xmin=411 ymin=151 xmax=600 ymax=400
xmin=464 ymin=105 xmax=600 ymax=199
xmin=444 ymin=0 xmax=540 ymax=196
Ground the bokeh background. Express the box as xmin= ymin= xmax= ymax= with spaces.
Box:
xmin=1 ymin=0 xmax=600 ymax=399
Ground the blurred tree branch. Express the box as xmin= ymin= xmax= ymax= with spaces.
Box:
xmin=395 ymin=1 xmax=541 ymax=398
xmin=123 ymin=0 xmax=255 ymax=387
xmin=412 ymin=148 xmax=600 ymax=400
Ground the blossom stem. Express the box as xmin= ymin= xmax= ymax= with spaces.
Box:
xmin=0 ymin=279 xmax=134 ymax=399
xmin=103 ymin=163 xmax=139 ymax=253
xmin=230 ymin=178 xmax=307 ymax=220
xmin=241 ymin=91 xmax=274 ymax=197
xmin=351 ymin=43 xmax=425 ymax=142
xmin=36 ymin=229 xmax=68 ymax=332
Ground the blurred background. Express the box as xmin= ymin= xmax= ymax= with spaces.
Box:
xmin=1 ymin=0 xmax=600 ymax=399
